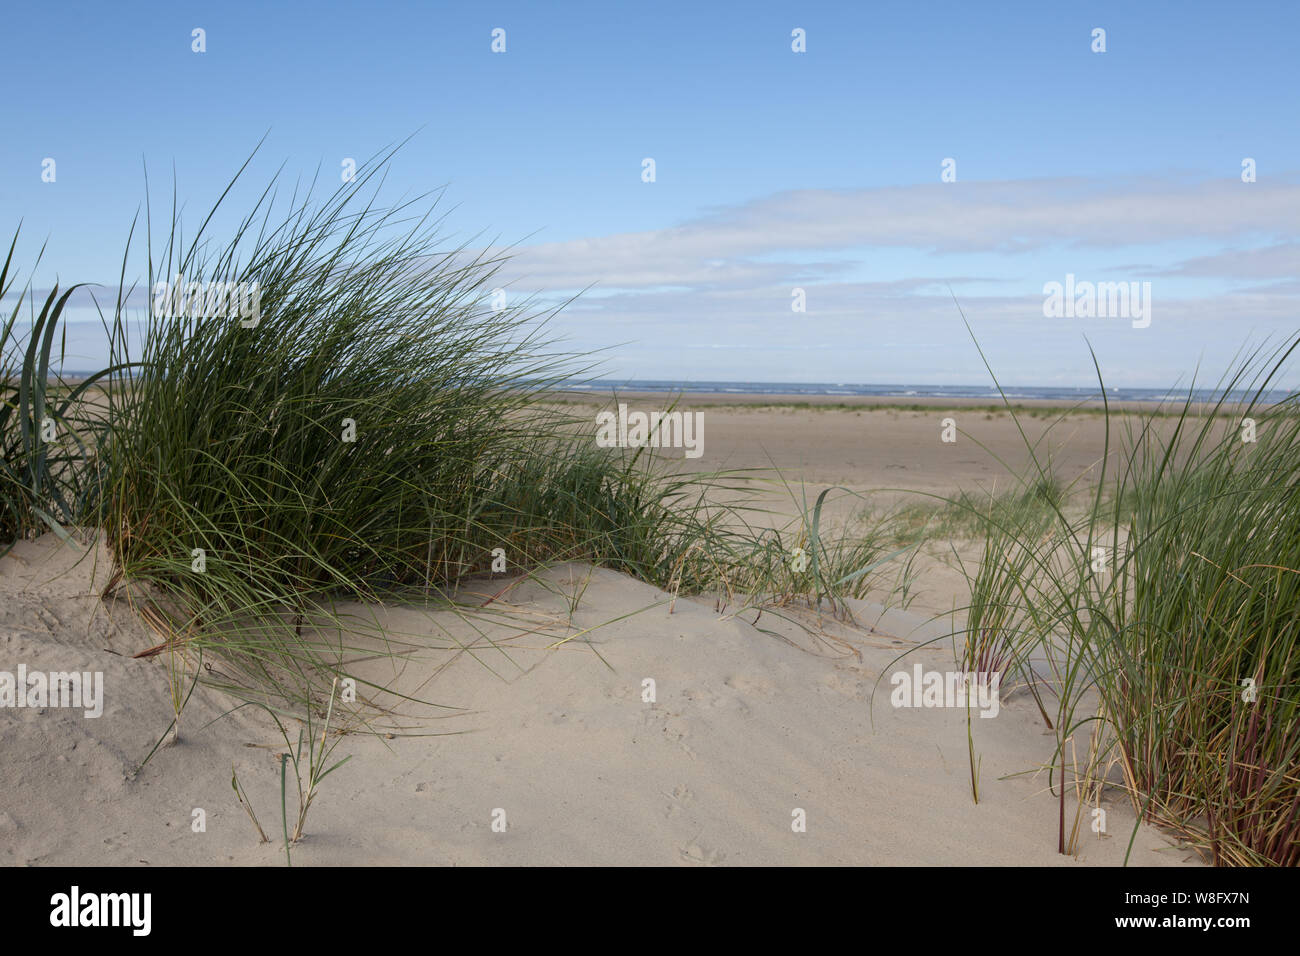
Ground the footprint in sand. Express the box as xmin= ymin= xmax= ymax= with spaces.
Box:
xmin=663 ymin=785 xmax=695 ymax=818
xmin=819 ymin=670 xmax=865 ymax=696
xmin=682 ymin=686 xmax=750 ymax=717
xmin=660 ymin=714 xmax=695 ymax=758
xmin=724 ymin=674 xmax=774 ymax=696
xmin=679 ymin=840 xmax=725 ymax=865
xmin=679 ymin=686 xmax=717 ymax=706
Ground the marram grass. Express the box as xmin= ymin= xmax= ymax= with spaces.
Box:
xmin=955 ymin=337 xmax=1300 ymax=866
xmin=0 ymin=230 xmax=117 ymax=552
xmin=64 ymin=147 xmax=901 ymax=734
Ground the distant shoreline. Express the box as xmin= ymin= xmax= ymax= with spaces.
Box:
xmin=543 ymin=389 xmax=1273 ymax=415
xmin=52 ymin=374 xmax=1285 ymax=414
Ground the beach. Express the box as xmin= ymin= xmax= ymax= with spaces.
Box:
xmin=0 ymin=396 xmax=1206 ymax=866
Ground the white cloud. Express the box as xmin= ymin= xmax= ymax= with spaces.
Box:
xmin=22 ymin=175 xmax=1300 ymax=387
xmin=492 ymin=176 xmax=1300 ymax=293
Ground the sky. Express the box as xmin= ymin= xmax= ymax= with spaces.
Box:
xmin=2 ymin=0 xmax=1298 ymax=388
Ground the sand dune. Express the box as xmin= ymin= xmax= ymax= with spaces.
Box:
xmin=0 ymin=530 xmax=1196 ymax=866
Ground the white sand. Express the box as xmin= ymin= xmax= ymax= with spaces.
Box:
xmin=1 ymin=532 xmax=1197 ymax=866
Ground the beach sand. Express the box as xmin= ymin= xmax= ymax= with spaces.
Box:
xmin=0 ymin=398 xmax=1203 ymax=866
xmin=560 ymin=390 xmax=1203 ymax=494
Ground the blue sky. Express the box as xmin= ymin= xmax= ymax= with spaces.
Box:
xmin=2 ymin=0 xmax=1298 ymax=387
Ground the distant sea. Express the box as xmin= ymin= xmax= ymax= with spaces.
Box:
xmin=557 ymin=380 xmax=1292 ymax=404
xmin=59 ymin=370 xmax=1290 ymax=405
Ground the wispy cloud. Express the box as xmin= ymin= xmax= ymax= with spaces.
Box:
xmin=493 ymin=176 xmax=1300 ymax=293
xmin=1155 ymin=243 xmax=1300 ymax=279
xmin=26 ymin=175 xmax=1300 ymax=387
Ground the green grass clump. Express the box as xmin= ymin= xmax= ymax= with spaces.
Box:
xmin=889 ymin=475 xmax=1066 ymax=544
xmin=0 ymin=231 xmax=115 ymax=552
xmin=958 ymin=338 xmax=1300 ymax=866
xmin=76 ymin=149 xmax=899 ymax=729
xmin=88 ymin=150 xmax=677 ymax=717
